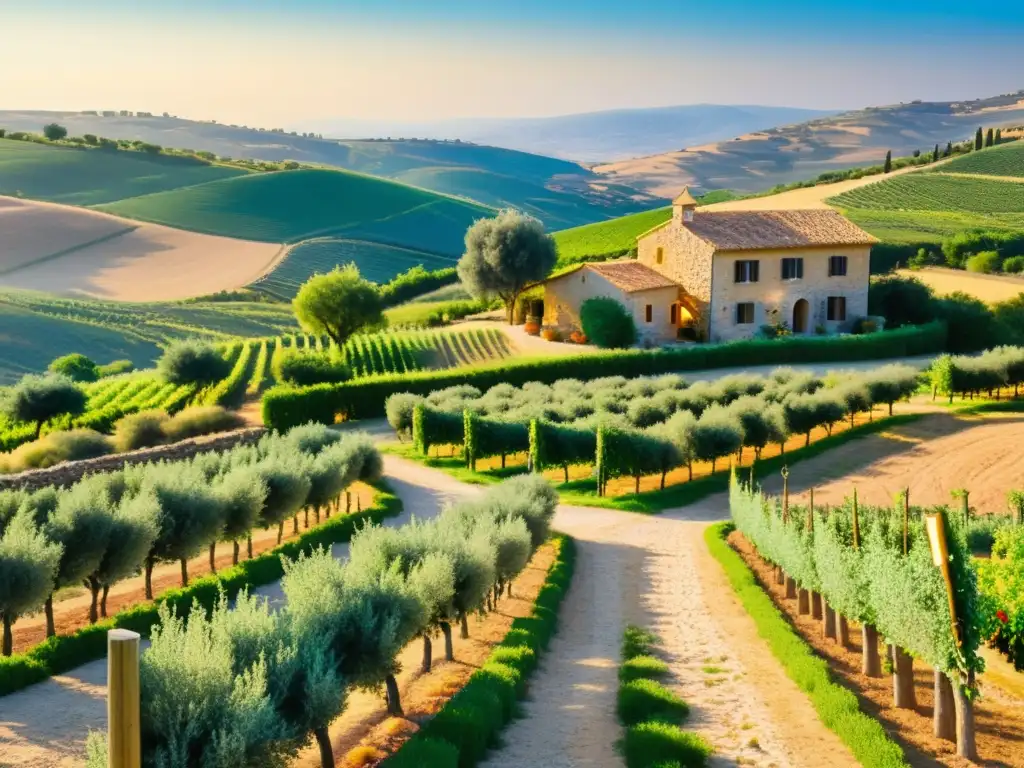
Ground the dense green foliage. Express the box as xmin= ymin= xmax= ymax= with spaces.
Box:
xmin=47 ymin=354 xmax=98 ymax=383
xmin=928 ymin=346 xmax=1024 ymax=401
xmin=98 ymin=168 xmax=491 ymax=244
xmin=929 ymin=139 xmax=1024 ymax=178
xmin=580 ymin=297 xmax=638 ymax=348
xmin=293 ymin=264 xmax=384 ymax=348
xmin=272 ymin=350 xmax=352 ymax=386
xmin=705 ymin=522 xmax=910 ymax=768
xmin=263 ymin=323 xmax=945 ymax=427
xmin=157 ymin=340 xmax=232 ymax=387
xmin=977 ymin=526 xmax=1024 ymax=669
xmin=0 ymin=374 xmax=86 ymax=438
xmin=383 ymin=533 xmax=575 ymax=767
xmin=0 ymin=480 xmax=402 ymax=696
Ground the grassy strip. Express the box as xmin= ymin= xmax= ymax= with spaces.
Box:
xmin=704 ymin=523 xmax=909 ymax=768
xmin=0 ymin=484 xmax=402 ymax=697
xmin=389 ymin=413 xmax=923 ymax=514
xmin=381 ymin=534 xmax=576 ymax=768
xmin=616 ymin=624 xmax=711 ymax=768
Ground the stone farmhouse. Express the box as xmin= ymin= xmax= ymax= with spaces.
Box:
xmin=542 ymin=188 xmax=877 ymax=344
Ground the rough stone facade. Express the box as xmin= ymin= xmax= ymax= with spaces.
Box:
xmin=636 ymin=221 xmax=715 ymax=337
xmin=0 ymin=427 xmax=265 ymax=492
xmin=543 ymin=269 xmax=678 ymax=344
xmin=709 ymin=245 xmax=871 ymax=343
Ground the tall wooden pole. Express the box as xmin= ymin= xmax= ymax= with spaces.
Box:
xmin=781 ymin=466 xmax=790 ymax=523
xmin=108 ymin=629 xmax=141 ymax=768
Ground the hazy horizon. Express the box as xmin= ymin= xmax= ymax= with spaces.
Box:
xmin=5 ymin=2 xmax=1024 ymax=131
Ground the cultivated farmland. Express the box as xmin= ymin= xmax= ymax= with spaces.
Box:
xmin=253 ymin=238 xmax=457 ymax=300
xmin=97 ymin=168 xmax=491 ymax=244
xmin=926 ymin=139 xmax=1024 ymax=178
xmin=0 ymin=138 xmax=245 ymax=205
xmin=829 ymin=173 xmax=1024 ymax=215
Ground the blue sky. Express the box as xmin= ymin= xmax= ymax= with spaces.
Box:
xmin=5 ymin=2 xmax=1023 ymax=127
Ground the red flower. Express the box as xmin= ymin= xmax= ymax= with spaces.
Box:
xmin=996 ymin=610 xmax=1009 ymax=624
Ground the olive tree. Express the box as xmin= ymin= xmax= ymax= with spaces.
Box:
xmin=656 ymin=409 xmax=699 ymax=480
xmin=85 ymin=489 xmax=159 ymax=622
xmin=480 ymin=473 xmax=558 ymax=549
xmin=865 ymin=364 xmax=921 ymax=416
xmin=284 ymin=422 xmax=341 ymax=456
xmin=385 ymin=393 xmax=425 ymax=440
xmin=292 ymin=265 xmax=383 ymax=348
xmin=157 ymin=340 xmax=232 ymax=387
xmin=139 ymin=596 xmax=294 ymax=768
xmin=0 ymin=511 xmax=62 ymax=655
xmin=48 ymin=353 xmax=98 ymax=382
xmin=458 ymin=209 xmax=557 ymax=324
xmin=0 ymin=374 xmax=87 ymax=438
xmin=214 ymin=466 xmax=267 ymax=567
xmin=41 ymin=483 xmax=113 ymax=636
xmin=428 ymin=518 xmax=496 ymax=639
xmin=143 ymin=464 xmax=226 ymax=595
xmin=484 ymin=516 xmax=532 ymax=603
xmin=255 ymin=455 xmax=312 ymax=546
xmin=691 ymin=406 xmax=743 ymax=472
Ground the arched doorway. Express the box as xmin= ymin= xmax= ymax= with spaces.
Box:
xmin=792 ymin=299 xmax=809 ymax=334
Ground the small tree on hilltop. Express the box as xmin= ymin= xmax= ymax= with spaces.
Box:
xmin=458 ymin=209 xmax=557 ymax=324
xmin=580 ymin=297 xmax=637 ymax=348
xmin=43 ymin=123 xmax=68 ymax=141
xmin=48 ymin=353 xmax=98 ymax=382
xmin=883 ymin=150 xmax=892 ymax=173
xmin=933 ymin=144 xmax=940 ymax=163
xmin=157 ymin=340 xmax=231 ymax=387
xmin=293 ymin=264 xmax=383 ymax=348
xmin=975 ymin=127 xmax=984 ymax=151
xmin=995 ymin=128 xmax=1003 ymax=144
xmin=0 ymin=374 xmax=87 ymax=438
xmin=945 ymin=141 xmax=953 ymax=157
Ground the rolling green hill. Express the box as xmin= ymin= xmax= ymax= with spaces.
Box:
xmin=0 ymin=138 xmax=246 ymax=205
xmin=96 ymin=168 xmax=491 ymax=244
xmin=254 ymin=238 xmax=457 ymax=300
xmin=553 ymin=207 xmax=672 ymax=265
xmin=925 ymin=138 xmax=1024 ymax=178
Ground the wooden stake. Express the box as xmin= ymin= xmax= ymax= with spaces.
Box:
xmin=781 ymin=466 xmax=790 ymax=523
xmin=108 ymin=629 xmax=141 ymax=768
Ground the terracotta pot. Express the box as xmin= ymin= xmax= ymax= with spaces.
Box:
xmin=524 ymin=322 xmax=541 ymax=336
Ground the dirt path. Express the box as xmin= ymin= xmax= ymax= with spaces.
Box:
xmin=0 ymin=455 xmax=475 ymax=768
xmin=481 ymin=500 xmax=857 ymax=768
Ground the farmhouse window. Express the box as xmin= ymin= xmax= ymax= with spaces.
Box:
xmin=734 ymin=260 xmax=759 ymax=283
xmin=645 ymin=304 xmax=653 ymax=323
xmin=827 ymin=296 xmax=847 ymax=321
xmin=781 ymin=257 xmax=804 ymax=280
xmin=736 ymin=302 xmax=755 ymax=324
xmin=656 ymin=247 xmax=664 ymax=265
xmin=670 ymin=304 xmax=678 ymax=324
xmin=828 ymin=255 xmax=848 ymax=277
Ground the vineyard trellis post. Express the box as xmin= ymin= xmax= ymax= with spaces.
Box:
xmin=108 ymin=629 xmax=141 ymax=768
xmin=797 ymin=488 xmax=813 ymax=615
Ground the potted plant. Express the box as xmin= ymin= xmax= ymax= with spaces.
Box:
xmin=569 ymin=329 xmax=588 ymax=344
xmin=524 ymin=315 xmax=541 ymax=335
xmin=541 ymin=327 xmax=561 ymax=342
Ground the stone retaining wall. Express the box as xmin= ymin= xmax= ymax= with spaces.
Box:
xmin=0 ymin=428 xmax=266 ymax=491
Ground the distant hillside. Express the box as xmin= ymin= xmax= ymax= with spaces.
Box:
xmin=308 ymin=104 xmax=835 ymax=162
xmin=0 ymin=111 xmax=663 ymax=228
xmin=595 ymin=91 xmax=1024 ymax=197
xmin=0 ymin=137 xmax=246 ymax=205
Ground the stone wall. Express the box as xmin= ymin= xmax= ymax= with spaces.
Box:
xmin=0 ymin=428 xmax=265 ymax=492
xmin=636 ymin=221 xmax=715 ymax=337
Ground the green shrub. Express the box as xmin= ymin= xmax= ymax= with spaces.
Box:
xmin=618 ymin=678 xmax=690 ymax=727
xmin=932 ymin=292 xmax=999 ymax=353
xmin=0 ymin=429 xmax=112 ymax=473
xmin=379 ymin=737 xmax=459 ymax=768
xmin=48 ymin=354 xmax=98 ymax=383
xmin=622 ymin=624 xmax=658 ymax=660
xmin=619 ymin=654 xmax=670 ymax=683
xmin=581 ymin=297 xmax=637 ymax=349
xmin=96 ymin=360 xmax=135 ymax=378
xmin=162 ymin=406 xmax=244 ymax=442
xmin=157 ymin=340 xmax=231 ymax=386
xmin=379 ymin=265 xmax=459 ymax=308
xmin=621 ymin=721 xmax=712 ymax=768
xmin=0 ymin=374 xmax=88 ymax=439
xmin=272 ymin=349 xmax=352 ymax=386
xmin=965 ymin=250 xmax=1002 ymax=273
xmin=112 ymin=410 xmax=169 ymax=452
xmin=1004 ymin=255 xmax=1024 ymax=274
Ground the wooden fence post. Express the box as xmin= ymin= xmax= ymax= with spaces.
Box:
xmin=108 ymin=629 xmax=141 ymax=768
xmin=781 ymin=466 xmax=789 ymax=523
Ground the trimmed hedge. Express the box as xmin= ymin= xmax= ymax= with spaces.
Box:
xmin=382 ymin=534 xmax=576 ymax=767
xmin=704 ymin=522 xmax=909 ymax=768
xmin=0 ymin=484 xmax=402 ymax=697
xmin=263 ymin=323 xmax=948 ymax=429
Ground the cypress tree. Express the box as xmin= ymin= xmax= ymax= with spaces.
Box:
xmin=933 ymin=143 xmax=940 ymax=162
xmin=945 ymin=141 xmax=953 ymax=157
xmin=985 ymin=128 xmax=994 ymax=147
xmin=883 ymin=150 xmax=892 ymax=173
xmin=995 ymin=128 xmax=1002 ymax=144
xmin=975 ymin=127 xmax=983 ymax=150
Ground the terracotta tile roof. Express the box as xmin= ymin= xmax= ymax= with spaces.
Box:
xmin=680 ymin=209 xmax=878 ymax=251
xmin=586 ymin=261 xmax=679 ymax=293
